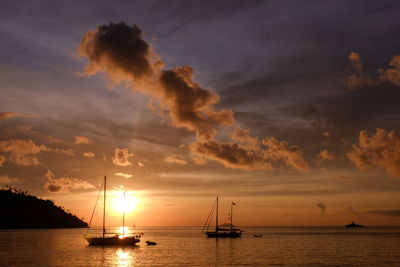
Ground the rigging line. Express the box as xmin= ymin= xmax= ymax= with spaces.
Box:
xmin=85 ymin=177 xmax=104 ymax=236
xmin=202 ymin=198 xmax=216 ymax=233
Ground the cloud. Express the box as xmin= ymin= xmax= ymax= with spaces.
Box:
xmin=231 ymin=128 xmax=260 ymax=150
xmin=347 ymin=129 xmax=400 ymax=178
xmin=345 ymin=52 xmax=375 ymax=91
xmin=189 ymin=136 xmax=309 ymax=171
xmin=48 ymin=136 xmax=63 ymax=144
xmin=74 ymin=136 xmax=92 ymax=144
xmin=138 ymin=161 xmax=145 ymax=167
xmin=322 ymin=131 xmax=331 ymax=138
xmin=17 ymin=125 xmax=33 ymax=131
xmin=77 ymin=22 xmax=233 ymax=141
xmin=317 ymin=149 xmax=335 ymax=162
xmin=0 ymin=139 xmax=50 ymax=166
xmin=0 ymin=174 xmax=20 ymax=184
xmin=114 ymin=172 xmax=132 ymax=178
xmin=165 ymin=154 xmax=188 ymax=165
xmin=82 ymin=152 xmax=95 ymax=158
xmin=52 ymin=148 xmax=74 ymax=156
xmin=0 ymin=155 xmax=5 ymax=167
xmin=316 ymin=202 xmax=326 ymax=216
xmin=112 ymin=148 xmax=134 ymax=166
xmin=44 ymin=170 xmax=94 ymax=193
xmin=379 ymin=55 xmax=400 ymax=87
xmin=77 ymin=22 xmax=309 ymax=172
xmin=379 ymin=56 xmax=400 ymax=86
xmin=0 ymin=112 xmax=31 ymax=120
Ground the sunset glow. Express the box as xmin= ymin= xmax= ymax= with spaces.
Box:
xmin=111 ymin=191 xmax=139 ymax=214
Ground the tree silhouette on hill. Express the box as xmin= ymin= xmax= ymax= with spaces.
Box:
xmin=0 ymin=186 xmax=88 ymax=229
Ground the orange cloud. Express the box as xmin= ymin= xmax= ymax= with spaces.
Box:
xmin=48 ymin=136 xmax=63 ymax=144
xmin=112 ymin=148 xmax=134 ymax=166
xmin=317 ymin=149 xmax=335 ymax=162
xmin=345 ymin=52 xmax=375 ymax=90
xmin=165 ymin=154 xmax=188 ymax=165
xmin=82 ymin=152 xmax=95 ymax=158
xmin=0 ymin=139 xmax=50 ymax=166
xmin=347 ymin=129 xmax=400 ymax=178
xmin=379 ymin=55 xmax=400 ymax=86
xmin=0 ymin=174 xmax=20 ymax=184
xmin=74 ymin=136 xmax=92 ymax=145
xmin=44 ymin=170 xmax=94 ymax=193
xmin=114 ymin=172 xmax=132 ymax=178
xmin=231 ymin=128 xmax=260 ymax=150
xmin=0 ymin=112 xmax=31 ymax=120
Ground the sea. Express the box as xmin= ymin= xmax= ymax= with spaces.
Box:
xmin=1 ymin=226 xmax=400 ymax=266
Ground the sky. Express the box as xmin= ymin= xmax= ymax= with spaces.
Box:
xmin=1 ymin=0 xmax=400 ymax=226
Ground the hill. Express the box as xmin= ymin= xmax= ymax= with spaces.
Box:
xmin=0 ymin=187 xmax=88 ymax=228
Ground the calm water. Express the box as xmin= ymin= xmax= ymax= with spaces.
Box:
xmin=1 ymin=227 xmax=400 ymax=266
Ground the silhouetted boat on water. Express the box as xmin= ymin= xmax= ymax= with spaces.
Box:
xmin=84 ymin=176 xmax=140 ymax=246
xmin=346 ymin=221 xmax=364 ymax=228
xmin=202 ymin=196 xmax=242 ymax=238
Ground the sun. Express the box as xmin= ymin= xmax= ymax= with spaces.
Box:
xmin=112 ymin=190 xmax=139 ymax=214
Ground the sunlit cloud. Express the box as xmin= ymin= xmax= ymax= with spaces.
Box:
xmin=48 ymin=136 xmax=63 ymax=144
xmin=17 ymin=125 xmax=33 ymax=131
xmin=0 ymin=112 xmax=31 ymax=120
xmin=82 ymin=152 xmax=95 ymax=158
xmin=44 ymin=170 xmax=94 ymax=193
xmin=137 ymin=161 xmax=145 ymax=167
xmin=114 ymin=172 xmax=132 ymax=178
xmin=347 ymin=128 xmax=400 ymax=178
xmin=0 ymin=155 xmax=5 ymax=167
xmin=379 ymin=55 xmax=400 ymax=86
xmin=345 ymin=52 xmax=375 ymax=90
xmin=0 ymin=139 xmax=50 ymax=166
xmin=0 ymin=174 xmax=20 ymax=184
xmin=165 ymin=154 xmax=188 ymax=165
xmin=112 ymin=148 xmax=134 ymax=166
xmin=74 ymin=135 xmax=92 ymax=145
xmin=317 ymin=149 xmax=335 ymax=162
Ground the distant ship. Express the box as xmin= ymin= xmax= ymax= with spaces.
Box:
xmin=345 ymin=221 xmax=365 ymax=228
xmin=202 ymin=196 xmax=242 ymax=238
xmin=84 ymin=176 xmax=140 ymax=246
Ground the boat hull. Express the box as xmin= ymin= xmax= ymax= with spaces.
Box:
xmin=85 ymin=236 xmax=140 ymax=246
xmin=206 ymin=231 xmax=241 ymax=238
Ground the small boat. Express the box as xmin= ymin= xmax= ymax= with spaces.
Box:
xmin=345 ymin=221 xmax=364 ymax=228
xmin=202 ymin=196 xmax=242 ymax=238
xmin=146 ymin=241 xmax=157 ymax=246
xmin=254 ymin=234 xmax=263 ymax=237
xmin=84 ymin=176 xmax=140 ymax=246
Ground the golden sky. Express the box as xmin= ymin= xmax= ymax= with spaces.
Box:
xmin=1 ymin=1 xmax=400 ymax=226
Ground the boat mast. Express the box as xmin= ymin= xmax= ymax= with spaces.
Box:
xmin=122 ymin=190 xmax=126 ymax=237
xmin=230 ymin=202 xmax=233 ymax=232
xmin=103 ymin=176 xmax=106 ymax=238
xmin=216 ymin=196 xmax=219 ymax=233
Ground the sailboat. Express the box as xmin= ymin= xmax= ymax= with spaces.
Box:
xmin=202 ymin=196 xmax=242 ymax=238
xmin=84 ymin=176 xmax=141 ymax=246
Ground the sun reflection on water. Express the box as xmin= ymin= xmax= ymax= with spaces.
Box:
xmin=115 ymin=249 xmax=134 ymax=267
